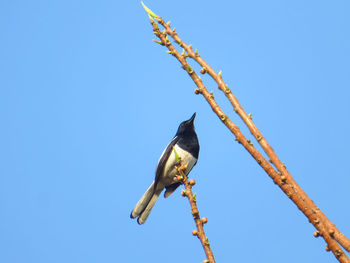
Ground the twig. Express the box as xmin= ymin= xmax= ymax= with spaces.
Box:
xmin=176 ymin=166 xmax=215 ymax=263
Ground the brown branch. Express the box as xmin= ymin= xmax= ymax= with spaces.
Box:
xmin=158 ymin=19 xmax=350 ymax=254
xmin=144 ymin=13 xmax=350 ymax=263
xmin=176 ymin=166 xmax=215 ymax=263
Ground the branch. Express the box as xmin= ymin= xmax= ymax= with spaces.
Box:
xmin=176 ymin=166 xmax=215 ymax=263
xmin=158 ymin=19 xmax=350 ymax=254
xmin=141 ymin=2 xmax=350 ymax=262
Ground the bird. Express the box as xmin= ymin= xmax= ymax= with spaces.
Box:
xmin=130 ymin=113 xmax=200 ymax=224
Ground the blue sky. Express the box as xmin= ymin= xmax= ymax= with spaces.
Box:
xmin=1 ymin=1 xmax=349 ymax=262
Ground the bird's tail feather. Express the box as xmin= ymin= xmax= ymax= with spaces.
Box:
xmin=137 ymin=188 xmax=162 ymax=224
xmin=130 ymin=182 xmax=156 ymax=219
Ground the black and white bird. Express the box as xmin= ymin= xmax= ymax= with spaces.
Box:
xmin=130 ymin=113 xmax=200 ymax=224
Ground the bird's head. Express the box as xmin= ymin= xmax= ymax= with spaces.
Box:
xmin=176 ymin=113 xmax=196 ymax=135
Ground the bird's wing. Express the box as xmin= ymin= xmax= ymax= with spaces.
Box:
xmin=154 ymin=136 xmax=179 ymax=189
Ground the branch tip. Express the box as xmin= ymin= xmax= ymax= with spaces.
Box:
xmin=141 ymin=1 xmax=159 ymax=20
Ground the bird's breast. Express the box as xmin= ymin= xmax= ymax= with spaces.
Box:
xmin=160 ymin=144 xmax=197 ymax=186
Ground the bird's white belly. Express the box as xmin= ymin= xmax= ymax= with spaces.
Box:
xmin=161 ymin=144 xmax=197 ymax=186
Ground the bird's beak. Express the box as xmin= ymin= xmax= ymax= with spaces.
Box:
xmin=189 ymin=112 xmax=196 ymax=124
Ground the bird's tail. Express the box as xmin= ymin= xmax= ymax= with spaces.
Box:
xmin=130 ymin=182 xmax=162 ymax=224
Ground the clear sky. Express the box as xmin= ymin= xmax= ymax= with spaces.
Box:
xmin=1 ymin=1 xmax=349 ymax=262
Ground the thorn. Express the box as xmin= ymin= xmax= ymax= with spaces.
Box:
xmin=165 ymin=36 xmax=171 ymax=46
xmin=193 ymin=193 xmax=196 ymax=200
xmin=172 ymin=27 xmax=176 ymax=32
xmin=218 ymin=70 xmax=222 ymax=76
xmin=225 ymin=85 xmax=231 ymax=94
xmin=210 ymin=91 xmax=214 ymax=99
xmin=153 ymin=39 xmax=163 ymax=45
xmin=166 ymin=21 xmax=171 ymax=26
xmin=185 ymin=64 xmax=193 ymax=74
xmin=195 ymin=49 xmax=199 ymax=57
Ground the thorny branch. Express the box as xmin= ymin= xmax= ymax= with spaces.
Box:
xmin=157 ymin=19 xmax=350 ymax=254
xmin=176 ymin=165 xmax=215 ymax=263
xmin=141 ymin=2 xmax=350 ymax=262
